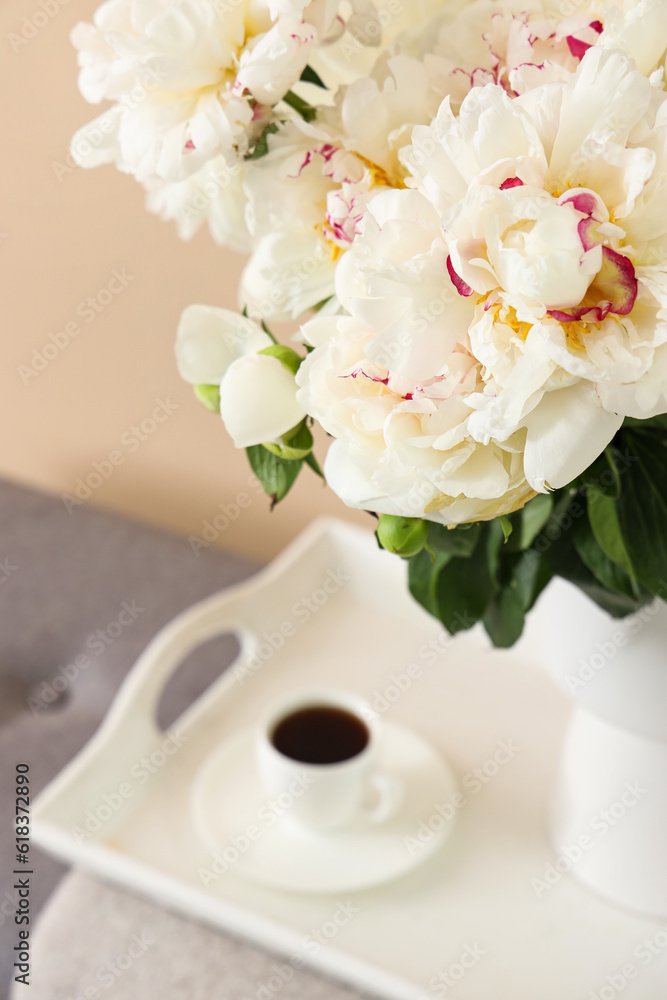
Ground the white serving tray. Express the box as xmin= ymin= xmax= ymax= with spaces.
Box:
xmin=33 ymin=518 xmax=666 ymax=1000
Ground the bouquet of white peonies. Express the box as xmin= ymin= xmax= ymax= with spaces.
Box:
xmin=72 ymin=0 xmax=667 ymax=646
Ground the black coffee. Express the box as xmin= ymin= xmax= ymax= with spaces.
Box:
xmin=271 ymin=705 xmax=369 ymax=764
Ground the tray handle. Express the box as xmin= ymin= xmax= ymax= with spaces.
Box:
xmin=103 ymin=586 xmax=256 ymax=738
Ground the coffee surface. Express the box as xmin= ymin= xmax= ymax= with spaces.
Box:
xmin=271 ymin=705 xmax=369 ymax=764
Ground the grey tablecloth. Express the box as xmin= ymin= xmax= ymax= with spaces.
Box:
xmin=0 ymin=479 xmax=362 ymax=1000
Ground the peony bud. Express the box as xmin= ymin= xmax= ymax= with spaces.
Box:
xmin=376 ymin=515 xmax=428 ymax=558
xmin=219 ymin=353 xmax=306 ymax=448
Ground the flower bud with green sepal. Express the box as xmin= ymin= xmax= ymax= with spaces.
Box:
xmin=262 ymin=420 xmax=314 ymax=460
xmin=257 ymin=344 xmax=303 ymax=376
xmin=193 ymin=384 xmax=221 ymax=413
xmin=377 ymin=516 xmax=429 ymax=559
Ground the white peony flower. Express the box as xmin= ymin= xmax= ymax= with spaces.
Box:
xmin=296 ymin=48 xmax=667 ymax=521
xmin=176 ymin=305 xmax=305 ymax=447
xmin=240 ymin=53 xmax=444 ymax=320
xmin=322 ymin=52 xmax=445 ymax=180
xmin=295 ymin=187 xmax=538 ymax=523
xmin=240 ymin=121 xmax=390 ymax=319
xmin=309 ymin=0 xmax=450 ymax=89
xmin=145 ymin=155 xmax=253 ymax=251
xmin=417 ymin=0 xmax=667 ymax=108
xmin=406 ymin=47 xmax=667 ymax=475
xmin=70 ymin=0 xmax=316 ymax=185
xmin=296 ymin=313 xmax=536 ymax=523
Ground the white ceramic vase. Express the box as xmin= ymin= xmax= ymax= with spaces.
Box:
xmin=532 ymin=577 xmax=667 ymax=918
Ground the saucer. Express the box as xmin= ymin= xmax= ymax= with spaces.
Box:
xmin=191 ymin=722 xmax=458 ymax=893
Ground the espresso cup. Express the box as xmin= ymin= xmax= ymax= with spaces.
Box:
xmin=256 ymin=689 xmax=395 ymax=833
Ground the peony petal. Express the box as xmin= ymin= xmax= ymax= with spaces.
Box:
xmin=565 ymin=35 xmax=593 ymax=61
xmin=595 ymin=247 xmax=638 ymax=316
xmin=70 ymin=108 xmax=124 ymax=168
xmin=523 ymin=382 xmax=623 ymax=491
xmin=598 ymin=0 xmax=667 ymax=76
xmin=560 ymin=190 xmax=601 ymax=217
xmin=548 ymin=248 xmax=638 ymax=323
xmin=549 ymin=48 xmax=652 ymax=182
xmin=446 ymin=255 xmax=473 ymax=296
xmin=237 ymin=19 xmax=316 ymax=105
xmin=241 ymin=230 xmax=336 ymax=321
xmin=500 ymin=176 xmax=524 ymax=191
xmin=577 ymin=216 xmax=599 ymax=252
xmin=323 ymin=440 xmax=397 ymax=512
xmin=597 ymin=337 xmax=667 ymax=418
xmin=219 ymin=354 xmax=305 ymax=448
xmin=468 ymin=330 xmax=557 ymax=445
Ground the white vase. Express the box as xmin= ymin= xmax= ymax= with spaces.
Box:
xmin=529 ymin=577 xmax=667 ymax=919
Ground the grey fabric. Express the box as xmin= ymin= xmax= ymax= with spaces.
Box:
xmin=0 ymin=479 xmax=296 ymax=996
xmin=24 ymin=872 xmax=364 ymax=1000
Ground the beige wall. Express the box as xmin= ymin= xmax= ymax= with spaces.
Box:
xmin=1 ymin=0 xmax=368 ymax=560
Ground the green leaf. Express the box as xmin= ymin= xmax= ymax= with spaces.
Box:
xmin=574 ymin=446 xmax=622 ymax=499
xmin=548 ymin=512 xmax=644 ymax=617
xmin=483 ymin=547 xmax=551 ymax=647
xmin=258 ymin=344 xmax=303 ymax=376
xmin=246 ymin=446 xmax=302 ymax=508
xmin=512 ymin=548 xmax=552 ymax=612
xmin=300 ymin=65 xmax=328 ymax=89
xmin=622 ymin=414 xmax=667 ymax=432
xmin=587 ymin=488 xmax=635 ymax=580
xmin=245 ymin=122 xmax=279 ymax=160
xmin=304 ymin=451 xmax=324 ymax=478
xmin=486 ymin=519 xmax=505 ymax=585
xmin=518 ymin=493 xmax=553 ymax=549
xmin=435 ymin=529 xmax=495 ymax=634
xmin=281 ymin=90 xmax=317 ymax=123
xmin=193 ymin=384 xmax=220 ymax=413
xmin=311 ymin=296 xmax=333 ymax=313
xmin=614 ymin=430 xmax=667 ymax=597
xmin=483 ymin=589 xmax=526 ymax=648
xmin=408 ymin=548 xmax=450 ymax=619
xmin=572 ymin=513 xmax=637 ymax=599
xmin=262 ymin=421 xmax=313 ymax=460
xmin=499 ymin=516 xmax=513 ymax=542
xmin=427 ymin=522 xmax=481 ymax=559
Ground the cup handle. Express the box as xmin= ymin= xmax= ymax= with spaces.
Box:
xmin=365 ymin=772 xmax=404 ymax=826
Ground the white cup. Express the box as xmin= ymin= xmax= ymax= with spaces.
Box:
xmin=256 ymin=689 xmax=398 ymax=833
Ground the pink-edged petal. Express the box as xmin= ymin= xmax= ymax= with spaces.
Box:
xmin=578 ymin=216 xmax=601 ymax=251
xmin=340 ymin=367 xmax=389 ymax=387
xmin=560 ymin=191 xmax=600 ymax=216
xmin=558 ymin=189 xmax=607 ymax=251
xmin=564 ymin=21 xmax=603 ymax=61
xmin=548 ymin=305 xmax=607 ymax=322
xmin=566 ymin=35 xmax=593 ymax=60
xmin=596 ymin=247 xmax=638 ymax=316
xmin=548 ymin=248 xmax=637 ymax=322
xmin=447 ymin=255 xmax=473 ymax=297
xmin=500 ymin=176 xmax=524 ymax=190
